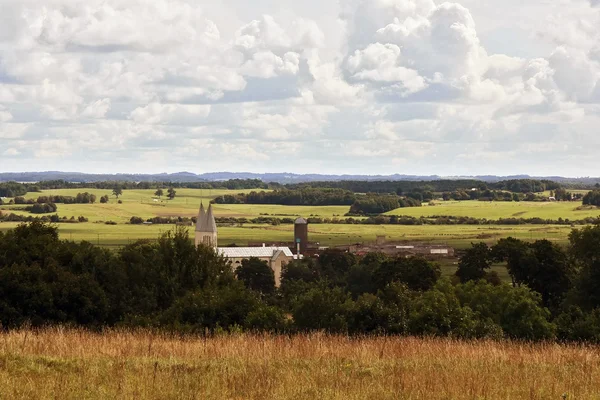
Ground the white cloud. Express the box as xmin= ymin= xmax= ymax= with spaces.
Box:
xmin=2 ymin=148 xmax=21 ymax=157
xmin=0 ymin=106 xmax=12 ymax=123
xmin=0 ymin=0 xmax=600 ymax=176
xmin=81 ymin=98 xmax=111 ymax=119
xmin=346 ymin=43 xmax=427 ymax=94
xmin=129 ymin=103 xmax=211 ymax=125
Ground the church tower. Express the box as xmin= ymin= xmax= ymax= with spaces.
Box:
xmin=195 ymin=203 xmax=217 ymax=248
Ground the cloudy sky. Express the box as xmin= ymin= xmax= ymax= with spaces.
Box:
xmin=1 ymin=0 xmax=599 ymax=176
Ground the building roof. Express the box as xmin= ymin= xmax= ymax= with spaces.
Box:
xmin=196 ymin=203 xmax=217 ymax=233
xmin=294 ymin=217 xmax=307 ymax=225
xmin=217 ymin=247 xmax=294 ymax=258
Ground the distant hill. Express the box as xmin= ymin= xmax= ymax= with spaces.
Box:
xmin=0 ymin=171 xmax=599 ymax=186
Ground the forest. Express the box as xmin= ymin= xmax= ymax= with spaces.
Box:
xmin=1 ymin=221 xmax=600 ymax=342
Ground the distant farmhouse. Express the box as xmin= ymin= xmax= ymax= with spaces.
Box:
xmin=194 ymin=203 xmax=294 ymax=286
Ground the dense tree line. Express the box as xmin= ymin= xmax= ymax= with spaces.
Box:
xmin=212 ymin=188 xmax=357 ymax=206
xmin=122 ymin=214 xmax=600 ymax=227
xmin=0 ymin=182 xmax=33 ymax=198
xmin=283 ymin=179 xmax=565 ymax=195
xmin=2 ymin=222 xmax=600 ymax=341
xmin=348 ymin=196 xmax=421 ymax=215
xmin=212 ymin=189 xmax=421 ymax=213
xmin=11 ymin=192 xmax=97 ymax=205
xmin=0 ymin=212 xmax=87 ymax=223
xmin=0 ymin=179 xmax=268 ymax=195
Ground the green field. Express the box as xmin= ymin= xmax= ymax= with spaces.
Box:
xmin=386 ymin=200 xmax=600 ymax=220
xmin=0 ymin=221 xmax=574 ymax=250
xmin=1 ymin=188 xmax=348 ymax=223
xmin=0 ymin=188 xmax=591 ymax=251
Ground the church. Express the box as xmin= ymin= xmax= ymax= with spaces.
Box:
xmin=195 ymin=203 xmax=294 ymax=286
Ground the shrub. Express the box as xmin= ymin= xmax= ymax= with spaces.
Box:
xmin=130 ymin=216 xmax=144 ymax=225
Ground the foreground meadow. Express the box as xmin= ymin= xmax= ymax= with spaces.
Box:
xmin=0 ymin=329 xmax=598 ymax=399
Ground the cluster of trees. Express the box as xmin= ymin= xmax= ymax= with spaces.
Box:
xmin=0 ymin=182 xmax=32 ymax=198
xmin=583 ymin=190 xmax=600 ymax=207
xmin=154 ymin=188 xmax=176 ymax=200
xmin=348 ymin=196 xmax=421 ymax=215
xmin=129 ymin=216 xmax=194 ymax=225
xmin=452 ymin=229 xmax=600 ymax=341
xmin=35 ymin=193 xmax=97 ymax=204
xmin=212 ymin=188 xmax=356 ymax=206
xmin=3 ymin=222 xmax=600 ymax=341
xmin=25 ymin=203 xmax=58 ymax=214
xmin=11 ymin=193 xmax=97 ymax=205
xmin=0 ymin=212 xmax=87 ymax=223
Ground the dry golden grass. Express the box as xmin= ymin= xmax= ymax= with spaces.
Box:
xmin=0 ymin=329 xmax=599 ymax=399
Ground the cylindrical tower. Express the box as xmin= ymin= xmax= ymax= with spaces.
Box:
xmin=294 ymin=217 xmax=308 ymax=254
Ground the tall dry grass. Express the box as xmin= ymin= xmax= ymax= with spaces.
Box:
xmin=0 ymin=328 xmax=598 ymax=399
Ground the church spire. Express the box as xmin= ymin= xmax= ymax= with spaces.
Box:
xmin=195 ymin=202 xmax=206 ymax=232
xmin=204 ymin=203 xmax=217 ymax=233
xmin=194 ymin=202 xmax=218 ymax=248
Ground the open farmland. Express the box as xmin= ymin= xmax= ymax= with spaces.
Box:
xmin=1 ymin=329 xmax=599 ymax=400
xmin=0 ymin=187 xmax=594 ymax=250
xmin=386 ymin=200 xmax=600 ymax=220
xmin=1 ymin=188 xmax=349 ymax=223
xmin=0 ymin=221 xmax=574 ymax=249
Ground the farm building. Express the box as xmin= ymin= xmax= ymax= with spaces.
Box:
xmin=195 ymin=203 xmax=294 ymax=286
xmin=344 ymin=242 xmax=455 ymax=258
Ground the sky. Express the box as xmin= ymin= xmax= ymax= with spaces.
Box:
xmin=0 ymin=0 xmax=599 ymax=177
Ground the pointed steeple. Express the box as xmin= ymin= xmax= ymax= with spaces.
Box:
xmin=204 ymin=203 xmax=217 ymax=233
xmin=195 ymin=202 xmax=206 ymax=232
xmin=195 ymin=201 xmax=218 ymax=248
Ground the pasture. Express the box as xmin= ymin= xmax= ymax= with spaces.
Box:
xmin=0 ymin=221 xmax=574 ymax=249
xmin=1 ymin=188 xmax=348 ymax=223
xmin=386 ymin=200 xmax=600 ymax=220
xmin=0 ymin=188 xmax=592 ymax=250
xmin=1 ymin=328 xmax=599 ymax=399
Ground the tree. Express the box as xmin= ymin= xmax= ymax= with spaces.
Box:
xmin=346 ymin=252 xmax=389 ymax=298
xmin=112 ymin=187 xmax=123 ymax=199
xmin=569 ymin=225 xmax=600 ymax=310
xmin=526 ymin=240 xmax=573 ymax=310
xmin=373 ymin=256 xmax=440 ymax=292
xmin=155 ymin=189 xmax=164 ymax=198
xmin=493 ymin=238 xmax=572 ymax=309
xmin=235 ymin=257 xmax=275 ymax=295
xmin=454 ymin=280 xmax=555 ymax=340
xmin=318 ymin=249 xmax=358 ymax=286
xmin=167 ymin=188 xmax=176 ymax=200
xmin=582 ymin=190 xmax=600 ymax=206
xmin=455 ymin=243 xmax=492 ymax=283
xmin=492 ymin=237 xmax=531 ymax=287
xmin=293 ymin=285 xmax=352 ymax=333
xmin=100 ymin=195 xmax=109 ymax=204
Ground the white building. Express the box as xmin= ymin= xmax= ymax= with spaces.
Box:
xmin=195 ymin=203 xmax=293 ymax=286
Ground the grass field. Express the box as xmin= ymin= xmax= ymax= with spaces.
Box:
xmin=1 ymin=329 xmax=599 ymax=399
xmin=0 ymin=221 xmax=574 ymax=249
xmin=0 ymin=188 xmax=592 ymax=251
xmin=4 ymin=188 xmax=599 ymax=224
xmin=0 ymin=188 xmax=348 ymax=223
xmin=386 ymin=200 xmax=600 ymax=220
